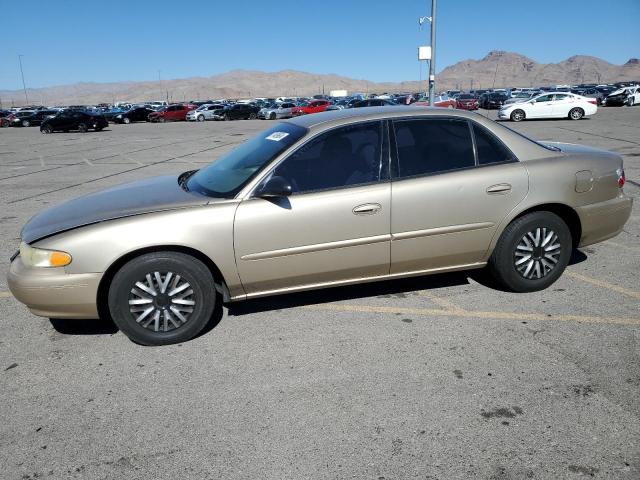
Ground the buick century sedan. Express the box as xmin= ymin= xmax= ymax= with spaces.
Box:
xmin=8 ymin=107 xmax=632 ymax=345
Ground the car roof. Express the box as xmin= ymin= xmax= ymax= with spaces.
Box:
xmin=284 ymin=105 xmax=479 ymax=129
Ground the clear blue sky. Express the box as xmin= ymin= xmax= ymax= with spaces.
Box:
xmin=1 ymin=0 xmax=638 ymax=90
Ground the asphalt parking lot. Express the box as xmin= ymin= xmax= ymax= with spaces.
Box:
xmin=0 ymin=108 xmax=638 ymax=479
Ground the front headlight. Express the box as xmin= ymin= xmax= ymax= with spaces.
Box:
xmin=19 ymin=242 xmax=72 ymax=268
xmin=116 ymin=115 xmax=122 ymax=118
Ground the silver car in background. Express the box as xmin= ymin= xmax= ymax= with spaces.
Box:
xmin=258 ymin=102 xmax=296 ymax=120
xmin=186 ymin=104 xmax=226 ymax=122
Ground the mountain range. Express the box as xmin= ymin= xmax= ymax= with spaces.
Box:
xmin=1 ymin=51 xmax=638 ymax=106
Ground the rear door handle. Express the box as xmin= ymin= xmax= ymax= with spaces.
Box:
xmin=486 ymin=183 xmax=512 ymax=194
xmin=352 ymin=203 xmax=382 ymax=215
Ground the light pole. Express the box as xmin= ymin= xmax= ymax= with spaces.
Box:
xmin=18 ymin=54 xmax=29 ymax=105
xmin=428 ymin=0 xmax=437 ymax=104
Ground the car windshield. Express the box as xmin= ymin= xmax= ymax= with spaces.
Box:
xmin=187 ymin=123 xmax=307 ymax=198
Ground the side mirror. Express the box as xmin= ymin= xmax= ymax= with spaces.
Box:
xmin=256 ymin=176 xmax=292 ymax=198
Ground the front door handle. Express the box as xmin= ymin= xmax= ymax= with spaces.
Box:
xmin=352 ymin=203 xmax=382 ymax=215
xmin=486 ymin=183 xmax=512 ymax=194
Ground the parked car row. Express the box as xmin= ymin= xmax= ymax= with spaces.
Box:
xmin=2 ymin=80 xmax=637 ymax=133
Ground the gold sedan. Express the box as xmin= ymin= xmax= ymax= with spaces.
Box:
xmin=8 ymin=107 xmax=632 ymax=345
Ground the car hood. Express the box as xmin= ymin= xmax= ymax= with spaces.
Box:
xmin=21 ymin=174 xmax=210 ymax=244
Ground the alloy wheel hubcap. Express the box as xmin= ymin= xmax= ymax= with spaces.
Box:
xmin=514 ymin=227 xmax=561 ymax=280
xmin=128 ymin=271 xmax=195 ymax=332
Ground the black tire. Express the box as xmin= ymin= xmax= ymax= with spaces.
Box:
xmin=41 ymin=125 xmax=53 ymax=134
xmin=269 ymin=112 xmax=276 ymax=120
xmin=510 ymin=109 xmax=525 ymax=122
xmin=95 ymin=127 xmax=103 ymax=132
xmin=488 ymin=211 xmax=572 ymax=292
xmin=22 ymin=120 xmax=30 ymax=127
xmin=568 ymin=108 xmax=584 ymax=120
xmin=197 ymin=115 xmax=205 ymax=122
xmin=108 ymin=252 xmax=216 ymax=346
xmin=78 ymin=123 xmax=88 ymax=133
xmin=249 ymin=112 xmax=257 ymax=119
xmin=224 ymin=114 xmax=230 ymax=121
xmin=123 ymin=117 xmax=131 ymax=124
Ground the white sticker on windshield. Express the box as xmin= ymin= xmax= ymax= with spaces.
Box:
xmin=265 ymin=132 xmax=289 ymax=141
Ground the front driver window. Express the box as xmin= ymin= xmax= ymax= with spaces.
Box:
xmin=272 ymin=121 xmax=383 ymax=194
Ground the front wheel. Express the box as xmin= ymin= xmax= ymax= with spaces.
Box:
xmin=569 ymin=107 xmax=584 ymax=120
xmin=269 ymin=112 xmax=276 ymax=120
xmin=107 ymin=252 xmax=216 ymax=346
xmin=22 ymin=120 xmax=30 ymax=127
xmin=123 ymin=117 xmax=131 ymax=124
xmin=224 ymin=114 xmax=230 ymax=121
xmin=488 ymin=211 xmax=572 ymax=292
xmin=510 ymin=109 xmax=525 ymax=122
xmin=41 ymin=125 xmax=53 ymax=134
xmin=78 ymin=123 xmax=88 ymax=133
xmin=197 ymin=115 xmax=205 ymax=122
xmin=249 ymin=113 xmax=257 ymax=119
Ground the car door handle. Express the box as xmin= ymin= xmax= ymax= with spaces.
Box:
xmin=486 ymin=183 xmax=512 ymax=194
xmin=352 ymin=203 xmax=382 ymax=215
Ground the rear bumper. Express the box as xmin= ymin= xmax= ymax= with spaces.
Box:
xmin=7 ymin=258 xmax=101 ymax=319
xmin=576 ymin=193 xmax=633 ymax=247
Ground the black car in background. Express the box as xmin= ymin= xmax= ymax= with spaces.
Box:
xmin=571 ymin=87 xmax=604 ymax=105
xmin=479 ymin=92 xmax=508 ymax=109
xmin=113 ymin=107 xmax=155 ymax=124
xmin=214 ymin=103 xmax=260 ymax=120
xmin=11 ymin=109 xmax=59 ymax=127
xmin=351 ymin=99 xmax=397 ymax=108
xmin=40 ymin=111 xmax=108 ymax=133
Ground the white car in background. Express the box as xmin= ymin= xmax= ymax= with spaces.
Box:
xmin=626 ymin=86 xmax=640 ymax=106
xmin=498 ymin=92 xmax=597 ymax=122
xmin=186 ymin=104 xmax=225 ymax=122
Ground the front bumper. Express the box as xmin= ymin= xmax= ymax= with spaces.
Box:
xmin=7 ymin=257 xmax=101 ymax=319
xmin=576 ymin=193 xmax=633 ymax=247
xmin=498 ymin=111 xmax=510 ymax=119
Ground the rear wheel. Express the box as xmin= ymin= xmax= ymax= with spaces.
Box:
xmin=489 ymin=211 xmax=572 ymax=292
xmin=108 ymin=252 xmax=216 ymax=346
xmin=569 ymin=107 xmax=584 ymax=120
xmin=510 ymin=109 xmax=525 ymax=122
xmin=78 ymin=123 xmax=88 ymax=133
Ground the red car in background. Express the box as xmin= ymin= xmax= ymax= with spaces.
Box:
xmin=148 ymin=104 xmax=196 ymax=122
xmin=412 ymin=94 xmax=457 ymax=109
xmin=454 ymin=94 xmax=480 ymax=110
xmin=292 ymin=99 xmax=332 ymax=116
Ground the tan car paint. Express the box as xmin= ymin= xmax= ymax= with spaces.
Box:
xmin=7 ymin=107 xmax=633 ymax=319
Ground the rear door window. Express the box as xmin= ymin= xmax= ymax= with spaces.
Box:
xmin=393 ymin=118 xmax=475 ymax=178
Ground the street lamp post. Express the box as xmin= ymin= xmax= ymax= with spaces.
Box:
xmin=428 ymin=0 xmax=437 ymax=104
xmin=18 ymin=55 xmax=29 ymax=105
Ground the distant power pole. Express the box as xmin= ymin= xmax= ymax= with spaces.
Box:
xmin=18 ymin=55 xmax=29 ymax=104
xmin=428 ymin=0 xmax=437 ymax=104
